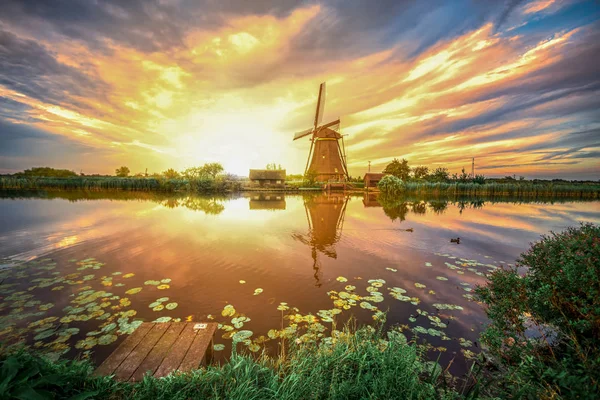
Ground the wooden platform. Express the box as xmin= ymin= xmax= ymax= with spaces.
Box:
xmin=94 ymin=322 xmax=217 ymax=381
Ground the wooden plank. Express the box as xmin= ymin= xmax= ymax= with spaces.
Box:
xmin=93 ymin=322 xmax=153 ymax=377
xmin=113 ymin=323 xmax=170 ymax=381
xmin=130 ymin=323 xmax=186 ymax=381
xmin=178 ymin=322 xmax=218 ymax=372
xmin=153 ymin=323 xmax=198 ymax=378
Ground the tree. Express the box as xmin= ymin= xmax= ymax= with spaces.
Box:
xmin=412 ymin=166 xmax=429 ymax=180
xmin=304 ymin=169 xmax=318 ymax=186
xmin=265 ymin=163 xmax=283 ymax=170
xmin=115 ymin=166 xmax=130 ymax=177
xmin=429 ymin=167 xmax=449 ymax=182
xmin=15 ymin=167 xmax=77 ymax=178
xmin=473 ymin=174 xmax=486 ymax=184
xmin=383 ymin=158 xmax=410 ymax=181
xmin=162 ymin=168 xmax=180 ymax=179
xmin=458 ymin=168 xmax=469 ymax=183
xmin=201 ymin=162 xmax=224 ymax=178
xmin=182 ymin=163 xmax=224 ymax=179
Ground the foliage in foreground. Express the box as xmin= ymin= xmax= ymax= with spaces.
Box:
xmin=0 ymin=325 xmax=471 ymax=400
xmin=476 ymin=223 xmax=600 ymax=399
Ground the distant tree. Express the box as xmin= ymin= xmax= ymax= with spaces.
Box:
xmin=429 ymin=167 xmax=449 ymax=183
xmin=115 ymin=166 xmax=130 ymax=177
xmin=473 ymin=174 xmax=486 ymax=184
xmin=458 ymin=168 xmax=470 ymax=183
xmin=519 ymin=176 xmax=525 ymax=181
xmin=201 ymin=162 xmax=224 ymax=178
xmin=412 ymin=166 xmax=429 ymax=180
xmin=162 ymin=168 xmax=180 ymax=179
xmin=266 ymin=163 xmax=283 ymax=170
xmin=182 ymin=163 xmax=224 ymax=179
xmin=15 ymin=167 xmax=77 ymax=178
xmin=383 ymin=158 xmax=410 ymax=181
xmin=304 ymin=169 xmax=318 ymax=186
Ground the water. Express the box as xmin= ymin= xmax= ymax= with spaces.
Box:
xmin=1 ymin=191 xmax=598 ymax=374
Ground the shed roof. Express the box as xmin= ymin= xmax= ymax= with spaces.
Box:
xmin=363 ymin=173 xmax=387 ymax=180
xmin=249 ymin=169 xmax=286 ymax=180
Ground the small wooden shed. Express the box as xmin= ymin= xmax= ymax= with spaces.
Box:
xmin=363 ymin=173 xmax=387 ymax=188
xmin=249 ymin=169 xmax=286 ymax=187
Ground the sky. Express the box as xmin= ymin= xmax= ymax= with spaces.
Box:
xmin=0 ymin=0 xmax=599 ymax=179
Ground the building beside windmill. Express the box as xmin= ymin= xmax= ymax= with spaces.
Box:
xmin=293 ymin=82 xmax=349 ymax=183
xmin=363 ymin=173 xmax=388 ymax=188
xmin=248 ymin=169 xmax=286 ymax=188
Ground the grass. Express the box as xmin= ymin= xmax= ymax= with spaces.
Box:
xmin=0 ymin=176 xmax=242 ymax=193
xmin=1 ymin=324 xmax=472 ymax=400
xmin=378 ymin=181 xmax=599 ymax=199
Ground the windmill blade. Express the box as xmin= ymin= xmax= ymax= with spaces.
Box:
xmin=293 ymin=127 xmax=314 ymax=141
xmin=314 ymin=82 xmax=326 ymax=129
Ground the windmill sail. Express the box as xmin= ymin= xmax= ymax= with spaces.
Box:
xmin=293 ymin=127 xmax=314 ymax=141
xmin=315 ymin=82 xmax=326 ymax=128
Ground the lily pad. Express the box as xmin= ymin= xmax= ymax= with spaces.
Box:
xmin=336 ymin=276 xmax=347 ymax=282
xmin=222 ymin=305 xmax=236 ymax=317
xmin=232 ymin=330 xmax=253 ymax=342
xmin=157 ymin=284 xmax=170 ymax=290
xmin=98 ymin=334 xmax=118 ymax=345
xmin=125 ymin=287 xmax=142 ymax=295
xmin=213 ymin=344 xmax=225 ymax=351
xmin=165 ymin=302 xmax=178 ymax=310
xmin=253 ymin=288 xmax=263 ymax=296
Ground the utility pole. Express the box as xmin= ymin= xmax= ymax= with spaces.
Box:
xmin=471 ymin=157 xmax=475 ymax=178
xmin=368 ymin=161 xmax=371 ymax=173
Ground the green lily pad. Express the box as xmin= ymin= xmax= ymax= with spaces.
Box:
xmin=165 ymin=302 xmax=178 ymax=310
xmin=98 ymin=334 xmax=118 ymax=345
xmin=125 ymin=287 xmax=142 ymax=295
xmin=232 ymin=330 xmax=253 ymax=342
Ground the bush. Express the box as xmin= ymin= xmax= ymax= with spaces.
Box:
xmin=476 ymin=223 xmax=600 ymax=399
xmin=377 ymin=175 xmax=404 ymax=195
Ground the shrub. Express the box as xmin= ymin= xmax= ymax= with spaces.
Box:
xmin=476 ymin=223 xmax=600 ymax=399
xmin=377 ymin=175 xmax=404 ymax=195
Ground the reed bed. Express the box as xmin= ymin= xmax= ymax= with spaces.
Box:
xmin=0 ymin=177 xmax=241 ymax=193
xmin=388 ymin=181 xmax=599 ymax=199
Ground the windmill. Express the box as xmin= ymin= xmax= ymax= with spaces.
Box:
xmin=293 ymin=82 xmax=349 ymax=182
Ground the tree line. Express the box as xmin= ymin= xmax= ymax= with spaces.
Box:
xmin=381 ymin=158 xmax=485 ymax=183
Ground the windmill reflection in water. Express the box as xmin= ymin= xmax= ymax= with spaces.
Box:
xmin=292 ymin=193 xmax=349 ymax=286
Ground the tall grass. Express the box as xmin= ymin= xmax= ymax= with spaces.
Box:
xmin=0 ymin=177 xmax=242 ymax=193
xmin=378 ymin=181 xmax=599 ymax=199
xmin=1 ymin=325 xmax=467 ymax=400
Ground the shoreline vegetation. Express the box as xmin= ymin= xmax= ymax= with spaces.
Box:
xmin=0 ymin=219 xmax=597 ymax=398
xmin=0 ymin=176 xmax=598 ymax=199
xmin=0 ymin=164 xmax=598 ymax=198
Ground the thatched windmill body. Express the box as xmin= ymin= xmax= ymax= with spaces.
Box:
xmin=293 ymin=82 xmax=349 ymax=182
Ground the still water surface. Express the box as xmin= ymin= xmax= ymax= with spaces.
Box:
xmin=1 ymin=192 xmax=598 ymax=374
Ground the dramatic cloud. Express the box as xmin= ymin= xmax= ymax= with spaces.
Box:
xmin=0 ymin=0 xmax=598 ymax=179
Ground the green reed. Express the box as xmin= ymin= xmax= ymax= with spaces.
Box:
xmin=0 ymin=177 xmax=242 ymax=193
xmin=380 ymin=181 xmax=599 ymax=199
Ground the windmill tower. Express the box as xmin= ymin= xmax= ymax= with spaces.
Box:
xmin=293 ymin=82 xmax=349 ymax=182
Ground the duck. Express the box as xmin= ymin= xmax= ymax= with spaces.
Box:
xmin=450 ymin=237 xmax=460 ymax=244
xmin=405 ymin=228 xmax=414 ymax=232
